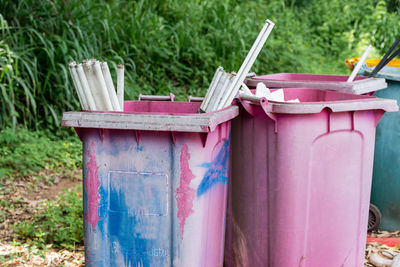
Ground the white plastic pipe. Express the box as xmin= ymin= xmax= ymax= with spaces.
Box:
xmin=68 ymin=62 xmax=88 ymax=110
xmin=203 ymin=71 xmax=225 ymax=112
xmin=84 ymin=60 xmax=112 ymax=110
xmin=83 ymin=60 xmax=104 ymax=110
xmin=76 ymin=63 xmax=96 ymax=110
xmin=220 ymin=20 xmax=275 ymax=108
xmin=219 ymin=21 xmax=273 ymax=107
xmin=92 ymin=61 xmax=114 ymax=111
xmin=347 ymin=45 xmax=372 ymax=82
xmin=200 ymin=66 xmax=224 ymax=112
xmin=101 ymin=62 xmax=121 ymax=111
xmin=207 ymin=73 xmax=231 ymax=112
xmin=205 ymin=73 xmax=228 ymax=112
xmin=213 ymin=73 xmax=234 ymax=112
xmin=117 ymin=64 xmax=125 ymax=111
xmin=219 ymin=20 xmax=275 ymax=109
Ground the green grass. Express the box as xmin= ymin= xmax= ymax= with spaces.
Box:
xmin=0 ymin=128 xmax=83 ymax=251
xmin=0 ymin=127 xmax=81 ymax=179
xmin=0 ymin=0 xmax=398 ymax=132
xmin=14 ymin=186 xmax=84 ymax=250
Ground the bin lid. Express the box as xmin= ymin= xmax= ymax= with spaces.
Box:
xmin=62 ymin=101 xmax=238 ymax=133
xmin=239 ymin=88 xmax=398 ymax=114
xmin=359 ymin=64 xmax=400 ymax=82
xmin=246 ymin=73 xmax=387 ymax=95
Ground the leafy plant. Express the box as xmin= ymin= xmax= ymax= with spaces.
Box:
xmin=0 ymin=0 xmax=398 ymax=132
xmin=0 ymin=127 xmax=81 ymax=178
xmin=14 ymin=186 xmax=84 ymax=250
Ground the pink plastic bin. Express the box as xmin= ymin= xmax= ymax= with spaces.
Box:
xmin=224 ymin=88 xmax=398 ymax=267
xmin=246 ymin=73 xmax=387 ymax=94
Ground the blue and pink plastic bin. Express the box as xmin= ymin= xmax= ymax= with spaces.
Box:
xmin=62 ymin=99 xmax=238 ymax=266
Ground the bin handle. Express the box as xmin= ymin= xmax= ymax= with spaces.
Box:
xmin=238 ymin=93 xmax=278 ymax=132
xmin=246 ymin=72 xmax=257 ymax=78
xmin=188 ymin=96 xmax=204 ymax=102
xmin=238 ymin=93 xmax=273 ymax=114
xmin=239 ymin=92 xmax=267 ymax=104
xmin=138 ymin=93 xmax=175 ymax=101
xmin=369 ymin=35 xmax=400 ymax=77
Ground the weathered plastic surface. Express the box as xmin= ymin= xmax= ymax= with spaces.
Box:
xmin=246 ymin=73 xmax=387 ymax=94
xmin=225 ymin=88 xmax=398 ymax=267
xmin=360 ymin=65 xmax=400 ymax=231
xmin=62 ymin=101 xmax=238 ymax=267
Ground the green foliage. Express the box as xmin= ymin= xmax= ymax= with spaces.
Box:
xmin=0 ymin=127 xmax=81 ymax=178
xmin=0 ymin=0 xmax=398 ymax=131
xmin=14 ymin=186 xmax=83 ymax=250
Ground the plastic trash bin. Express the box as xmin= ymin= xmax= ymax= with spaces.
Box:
xmin=359 ymin=64 xmax=400 ymax=231
xmin=246 ymin=73 xmax=387 ymax=95
xmin=224 ymin=88 xmax=398 ymax=267
xmin=62 ymin=97 xmax=238 ymax=267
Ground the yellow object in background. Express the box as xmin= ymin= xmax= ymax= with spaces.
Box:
xmin=345 ymin=58 xmax=400 ymax=71
xmin=365 ymin=59 xmax=400 ymax=67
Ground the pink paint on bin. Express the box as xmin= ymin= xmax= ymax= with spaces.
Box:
xmin=84 ymin=140 xmax=100 ymax=230
xmin=225 ymin=88 xmax=398 ymax=267
xmin=176 ymin=144 xmax=196 ymax=239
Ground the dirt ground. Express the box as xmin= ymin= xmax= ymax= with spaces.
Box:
xmin=0 ymin=169 xmax=84 ymax=266
xmin=0 ymin=168 xmax=399 ymax=266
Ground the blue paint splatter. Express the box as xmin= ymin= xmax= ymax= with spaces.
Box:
xmin=197 ymin=139 xmax=230 ymax=197
xmin=83 ymin=133 xmax=171 ymax=267
xmin=107 ymin=185 xmax=168 ymax=266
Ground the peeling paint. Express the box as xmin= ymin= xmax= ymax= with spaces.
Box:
xmin=84 ymin=140 xmax=101 ymax=229
xmin=176 ymin=144 xmax=196 ymax=239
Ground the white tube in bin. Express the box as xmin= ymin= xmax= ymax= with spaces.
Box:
xmin=76 ymin=63 xmax=97 ymax=110
xmin=84 ymin=60 xmax=106 ymax=110
xmin=117 ymin=64 xmax=125 ymax=111
xmin=101 ymin=62 xmax=121 ymax=111
xmin=68 ymin=62 xmax=88 ymax=110
xmin=200 ymin=66 xmax=224 ymax=112
xmin=347 ymin=45 xmax=372 ymax=82
xmin=219 ymin=20 xmax=275 ymax=109
xmin=93 ymin=61 xmax=113 ymax=110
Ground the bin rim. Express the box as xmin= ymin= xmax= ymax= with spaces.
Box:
xmin=245 ymin=73 xmax=387 ymax=95
xmin=359 ymin=64 xmax=400 ymax=82
xmin=250 ymin=72 xmax=366 ymax=82
xmin=61 ymin=104 xmax=238 ymax=133
xmin=238 ymin=88 xmax=398 ymax=115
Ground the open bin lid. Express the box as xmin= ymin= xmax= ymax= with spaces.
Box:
xmin=62 ymin=101 xmax=238 ymax=133
xmin=359 ymin=64 xmax=400 ymax=82
xmin=246 ymin=73 xmax=387 ymax=95
xmin=239 ymin=88 xmax=398 ymax=114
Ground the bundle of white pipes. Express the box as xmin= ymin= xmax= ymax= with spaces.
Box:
xmin=200 ymin=19 xmax=275 ymax=113
xmin=68 ymin=59 xmax=124 ymax=111
xmin=199 ymin=67 xmax=236 ymax=113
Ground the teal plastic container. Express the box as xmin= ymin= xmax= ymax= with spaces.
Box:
xmin=360 ymin=65 xmax=400 ymax=231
